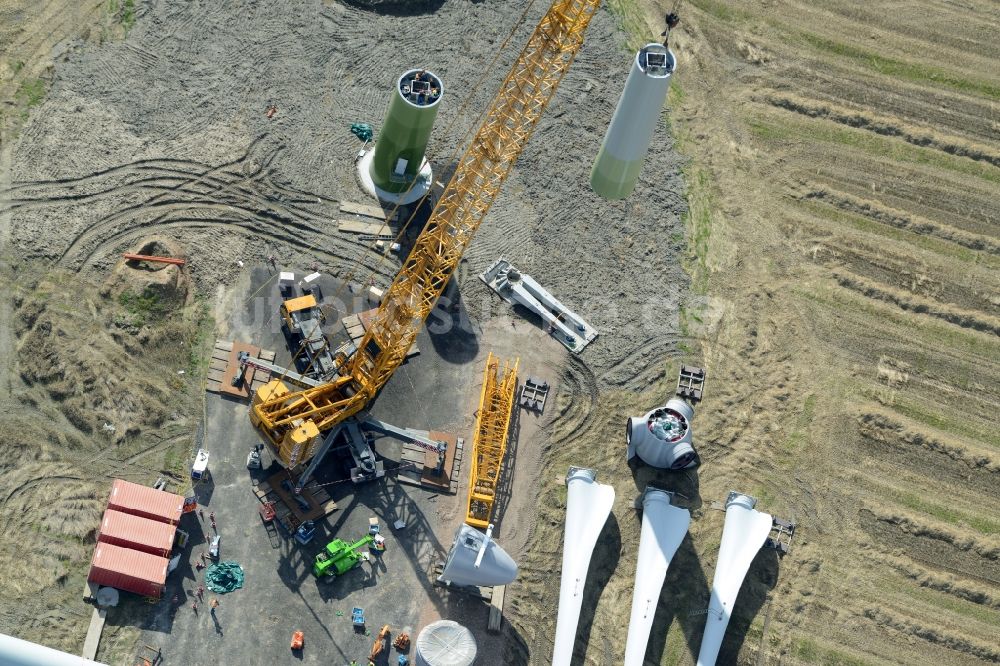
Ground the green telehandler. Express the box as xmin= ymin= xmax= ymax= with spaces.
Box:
xmin=312 ymin=535 xmax=373 ymax=578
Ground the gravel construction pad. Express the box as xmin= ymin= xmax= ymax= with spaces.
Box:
xmin=5 ymin=0 xmax=689 ymax=663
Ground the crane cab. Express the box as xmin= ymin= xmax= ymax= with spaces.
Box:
xmin=280 ymin=294 xmax=320 ymax=333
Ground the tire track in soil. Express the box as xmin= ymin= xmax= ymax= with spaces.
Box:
xmin=3 ymin=156 xmax=238 ymax=190
xmin=51 ymin=164 xmax=340 ymax=226
xmin=10 ymin=136 xmax=344 ymax=269
xmin=6 ymin=173 xmax=247 ymax=210
xmin=0 ymin=474 xmax=84 ymax=516
xmin=598 ymin=336 xmax=672 ymax=387
xmin=113 ymin=434 xmax=193 ymax=471
xmin=3 ymin=1 xmax=104 ymax=81
xmin=121 ymin=43 xmax=160 ymax=69
xmin=70 ymin=218 xmax=366 ymax=279
xmin=0 ymin=145 xmax=18 ymax=404
xmin=53 ymin=146 xmax=267 ymax=262
xmin=545 ymin=355 xmax=600 ymax=445
xmin=3 ymin=156 xmax=350 ymax=271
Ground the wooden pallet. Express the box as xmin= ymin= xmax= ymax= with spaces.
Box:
xmin=340 ymin=200 xmax=398 ymax=223
xmin=488 ymin=585 xmax=506 ymax=633
xmin=341 ymin=309 xmax=419 ymax=358
xmin=264 ymin=468 xmax=338 ymax=524
xmin=396 ymin=434 xmax=463 ymax=494
xmin=206 ymin=340 xmax=277 ymax=396
xmin=338 ymin=218 xmax=392 ymax=236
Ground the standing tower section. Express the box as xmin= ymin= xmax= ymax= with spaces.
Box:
xmin=359 ymin=69 xmax=444 ymax=204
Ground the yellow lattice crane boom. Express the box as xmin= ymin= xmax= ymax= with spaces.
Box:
xmin=467 ymin=353 xmax=519 ymax=529
xmin=251 ymin=0 xmax=601 ymax=467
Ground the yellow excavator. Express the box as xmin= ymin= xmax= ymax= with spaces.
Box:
xmin=250 ymin=0 xmax=601 ymax=486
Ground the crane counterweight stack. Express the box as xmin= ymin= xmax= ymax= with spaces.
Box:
xmin=250 ymin=0 xmax=601 ymax=468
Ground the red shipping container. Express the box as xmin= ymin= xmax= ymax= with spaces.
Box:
xmin=88 ymin=542 xmax=168 ymax=598
xmin=98 ymin=509 xmax=177 ymax=557
xmin=107 ymin=479 xmax=184 ymax=524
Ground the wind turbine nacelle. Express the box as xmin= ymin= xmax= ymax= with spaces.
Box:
xmin=440 ymin=524 xmax=518 ymax=587
xmin=627 ymin=398 xmax=698 ymax=470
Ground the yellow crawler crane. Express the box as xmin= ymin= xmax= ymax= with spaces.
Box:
xmin=466 ymin=353 xmax=519 ymax=528
xmin=251 ymin=0 xmax=601 ymax=467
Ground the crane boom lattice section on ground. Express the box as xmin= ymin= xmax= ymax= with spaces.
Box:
xmin=250 ymin=0 xmax=600 ymax=466
xmin=466 ymin=353 xmax=519 ymax=528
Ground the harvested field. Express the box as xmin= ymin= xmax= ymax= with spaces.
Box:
xmin=527 ymin=0 xmax=997 ymax=663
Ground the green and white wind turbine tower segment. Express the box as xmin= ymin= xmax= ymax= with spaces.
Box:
xmin=590 ymin=44 xmax=675 ymax=200
xmin=366 ymin=68 xmax=444 ymax=202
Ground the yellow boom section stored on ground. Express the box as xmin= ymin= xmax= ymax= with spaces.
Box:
xmin=466 ymin=353 xmax=519 ymax=529
xmin=250 ymin=0 xmax=601 ymax=466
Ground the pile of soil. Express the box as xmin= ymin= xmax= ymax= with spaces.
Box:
xmin=107 ymin=237 xmax=191 ymax=312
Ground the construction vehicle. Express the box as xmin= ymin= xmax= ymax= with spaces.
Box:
xmin=294 ymin=520 xmax=316 ymax=545
xmin=250 ymin=0 xmax=602 ymax=486
xmin=312 ymin=535 xmax=374 ymax=578
xmin=278 ymin=293 xmax=339 ymax=380
xmin=370 ymin=625 xmax=390 ymax=661
xmin=191 ymin=448 xmax=210 ymax=480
